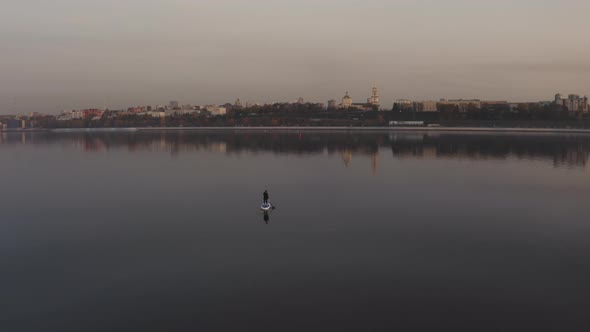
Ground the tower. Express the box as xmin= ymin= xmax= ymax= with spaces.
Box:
xmin=368 ymin=84 xmax=380 ymax=108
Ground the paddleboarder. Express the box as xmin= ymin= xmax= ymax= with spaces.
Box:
xmin=263 ymin=190 xmax=269 ymax=204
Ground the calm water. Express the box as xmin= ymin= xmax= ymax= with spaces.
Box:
xmin=1 ymin=130 xmax=590 ymax=331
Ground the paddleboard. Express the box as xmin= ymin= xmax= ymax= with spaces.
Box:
xmin=261 ymin=202 xmax=272 ymax=211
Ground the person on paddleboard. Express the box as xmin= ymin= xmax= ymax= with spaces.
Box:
xmin=263 ymin=190 xmax=269 ymax=205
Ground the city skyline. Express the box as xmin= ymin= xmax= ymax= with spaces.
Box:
xmin=3 ymin=86 xmax=590 ymax=116
xmin=2 ymin=0 xmax=590 ymax=114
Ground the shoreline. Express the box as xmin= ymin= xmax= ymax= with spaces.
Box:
xmin=3 ymin=126 xmax=590 ymax=134
xmin=58 ymin=126 xmax=590 ymax=134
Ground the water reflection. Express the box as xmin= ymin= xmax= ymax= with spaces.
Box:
xmin=2 ymin=130 xmax=590 ymax=169
xmin=263 ymin=211 xmax=270 ymax=224
xmin=2 ymin=130 xmax=590 ymax=332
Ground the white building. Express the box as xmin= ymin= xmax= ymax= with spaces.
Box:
xmin=148 ymin=111 xmax=166 ymax=118
xmin=56 ymin=112 xmax=72 ymax=121
xmin=206 ymin=105 xmax=227 ymax=116
xmin=367 ymin=85 xmax=380 ymax=108
xmin=72 ymin=110 xmax=83 ymax=119
xmin=339 ymin=91 xmax=353 ymax=109
xmin=415 ymin=101 xmax=438 ymax=112
xmin=555 ymin=94 xmax=589 ymax=112
xmin=56 ymin=110 xmax=83 ymax=121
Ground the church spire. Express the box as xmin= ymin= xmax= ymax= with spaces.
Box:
xmin=369 ymin=84 xmax=380 ymax=107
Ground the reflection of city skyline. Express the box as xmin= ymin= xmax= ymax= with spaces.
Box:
xmin=2 ymin=131 xmax=590 ymax=169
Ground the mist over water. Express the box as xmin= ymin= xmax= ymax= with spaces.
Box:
xmin=1 ymin=131 xmax=590 ymax=331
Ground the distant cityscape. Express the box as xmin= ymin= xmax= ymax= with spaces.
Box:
xmin=1 ymin=85 xmax=589 ymax=129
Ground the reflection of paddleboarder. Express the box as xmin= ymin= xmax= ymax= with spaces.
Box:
xmin=264 ymin=211 xmax=269 ymax=224
xmin=263 ymin=190 xmax=269 ymax=204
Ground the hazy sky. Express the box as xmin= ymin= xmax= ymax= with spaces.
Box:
xmin=1 ymin=0 xmax=590 ymax=114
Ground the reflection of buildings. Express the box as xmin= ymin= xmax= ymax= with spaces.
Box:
xmin=340 ymin=149 xmax=379 ymax=174
xmin=371 ymin=153 xmax=378 ymax=175
xmin=554 ymin=146 xmax=589 ymax=168
xmin=207 ymin=142 xmax=227 ymax=153
xmin=2 ymin=131 xmax=590 ymax=169
xmin=389 ymin=134 xmax=590 ymax=168
xmin=341 ymin=150 xmax=352 ymax=167
xmin=84 ymin=139 xmax=107 ymax=152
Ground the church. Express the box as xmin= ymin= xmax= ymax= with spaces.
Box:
xmin=338 ymin=85 xmax=380 ymax=110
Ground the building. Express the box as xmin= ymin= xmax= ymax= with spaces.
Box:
xmin=482 ymin=101 xmax=508 ymax=106
xmin=439 ymin=99 xmax=482 ymax=111
xmin=56 ymin=109 xmax=86 ymax=120
xmin=481 ymin=100 xmax=509 ymax=111
xmin=338 ymin=88 xmax=378 ymax=111
xmin=57 ymin=111 xmax=73 ymax=121
xmin=367 ymin=84 xmax=380 ymax=108
xmin=234 ymin=99 xmax=243 ymax=107
xmin=206 ymin=105 xmax=227 ymax=116
xmin=394 ymin=99 xmax=414 ymax=112
xmin=72 ymin=110 xmax=83 ymax=119
xmin=327 ymin=99 xmax=337 ymax=109
xmin=82 ymin=109 xmax=105 ymax=119
xmin=165 ymin=108 xmax=195 ymax=116
xmin=169 ymin=101 xmax=180 ymax=109
xmin=339 ymin=91 xmax=353 ymax=109
xmin=148 ymin=111 xmax=166 ymax=118
xmin=415 ymin=101 xmax=438 ymax=112
xmin=555 ymin=94 xmax=589 ymax=112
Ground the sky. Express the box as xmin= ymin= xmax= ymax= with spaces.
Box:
xmin=1 ymin=0 xmax=589 ymax=114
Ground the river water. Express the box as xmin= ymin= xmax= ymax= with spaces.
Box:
xmin=1 ymin=130 xmax=589 ymax=331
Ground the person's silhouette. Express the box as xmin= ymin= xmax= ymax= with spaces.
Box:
xmin=263 ymin=190 xmax=269 ymax=204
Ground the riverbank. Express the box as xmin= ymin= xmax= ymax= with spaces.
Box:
xmin=55 ymin=126 xmax=590 ymax=134
xmin=4 ymin=126 xmax=590 ymax=134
